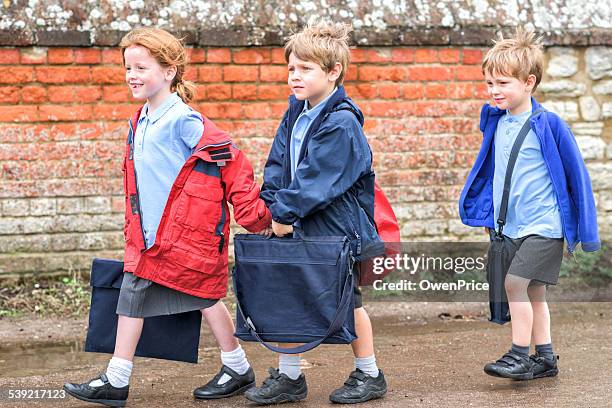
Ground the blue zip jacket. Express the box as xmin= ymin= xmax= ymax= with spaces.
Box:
xmin=459 ymin=97 xmax=600 ymax=253
xmin=261 ymin=86 xmax=383 ymax=260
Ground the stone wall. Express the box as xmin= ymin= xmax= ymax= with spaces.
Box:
xmin=0 ymin=1 xmax=610 ymax=277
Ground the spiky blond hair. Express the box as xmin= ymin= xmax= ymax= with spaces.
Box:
xmin=284 ymin=22 xmax=353 ymax=87
xmin=482 ymin=28 xmax=544 ymax=92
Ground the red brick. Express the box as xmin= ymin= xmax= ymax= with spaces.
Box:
xmin=344 ymin=65 xmax=358 ymax=82
xmin=74 ymin=48 xmax=102 ymax=64
xmin=425 ymin=83 xmax=449 ymax=99
xmin=39 ymin=105 xmax=93 ymax=121
xmin=94 ymin=104 xmax=134 ymax=120
xmin=415 ymin=49 xmax=438 ymax=63
xmin=463 ymin=49 xmax=484 ymax=65
xmin=199 ymin=102 xmax=242 ymax=119
xmin=232 ymin=84 xmax=258 ymax=100
xmin=91 ymin=66 xmax=125 ymax=84
xmin=47 ymin=86 xmax=74 ymax=103
xmin=270 ymin=102 xmax=286 ymax=117
xmin=359 ymin=66 xmax=407 ymax=81
xmin=378 ymin=84 xmax=401 ymax=99
xmin=187 ymin=48 xmax=206 ymax=63
xmin=102 ymin=85 xmax=128 ymax=102
xmin=455 ymin=66 xmax=484 ymax=81
xmin=198 ymin=65 xmax=223 ymax=82
xmin=22 ymin=86 xmax=48 ymax=103
xmin=257 ymin=84 xmax=289 ymax=100
xmin=184 ymin=66 xmax=198 ymax=82
xmin=48 ymin=48 xmax=74 ymax=64
xmin=407 ymin=66 xmax=453 ymax=81
xmin=391 ymin=48 xmax=415 ymax=63
xmin=206 ymin=84 xmax=232 ymax=100
xmin=233 ymin=48 xmax=271 ymax=64
xmin=350 ymin=49 xmax=391 ymax=63
xmin=102 ymin=48 xmax=124 ymax=64
xmin=207 ymin=48 xmax=231 ymax=63
xmin=271 ymin=48 xmax=286 ymax=64
xmin=259 ymin=65 xmax=287 ymax=82
xmin=20 ymin=48 xmax=48 ymax=64
xmin=0 ymin=86 xmax=21 ymax=103
xmin=74 ymin=86 xmax=103 ymax=103
xmin=242 ymin=102 xmax=272 ymax=119
xmin=350 ymin=49 xmax=369 ymax=63
xmin=360 ymin=101 xmax=414 ymax=118
xmin=0 ymin=49 xmax=20 ymax=64
xmin=438 ymin=49 xmax=461 ymax=63
xmin=50 ymin=123 xmax=91 ymax=141
xmin=345 ymin=84 xmax=376 ymax=99
xmin=0 ymin=67 xmax=34 ymax=83
xmin=400 ymin=84 xmax=424 ymax=99
xmin=474 ymin=82 xmax=488 ymax=98
xmin=193 ymin=84 xmax=207 ymax=101
xmin=0 ymin=106 xmax=38 ymax=122
xmin=448 ymin=83 xmax=474 ymax=99
xmin=36 ymin=67 xmax=91 ymax=83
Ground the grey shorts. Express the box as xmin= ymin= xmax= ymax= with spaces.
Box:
xmin=116 ymin=272 xmax=218 ymax=318
xmin=504 ymin=234 xmax=565 ymax=285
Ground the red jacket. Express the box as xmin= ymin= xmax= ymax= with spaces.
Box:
xmin=123 ymin=107 xmax=271 ymax=298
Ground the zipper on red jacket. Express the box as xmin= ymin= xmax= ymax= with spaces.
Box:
xmin=216 ymin=202 xmax=226 ymax=253
xmin=128 ymin=120 xmax=147 ymax=248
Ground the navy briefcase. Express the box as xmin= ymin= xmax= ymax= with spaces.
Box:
xmin=84 ymin=258 xmax=202 ymax=363
xmin=233 ymin=233 xmax=357 ymax=354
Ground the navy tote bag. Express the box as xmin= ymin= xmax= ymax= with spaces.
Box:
xmin=233 ymin=233 xmax=357 ymax=354
xmin=84 ymin=258 xmax=202 ymax=363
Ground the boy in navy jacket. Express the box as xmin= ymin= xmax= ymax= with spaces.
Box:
xmin=459 ymin=29 xmax=600 ymax=380
xmin=245 ymin=23 xmax=387 ymax=405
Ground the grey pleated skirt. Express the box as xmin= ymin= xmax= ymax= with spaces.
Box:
xmin=116 ymin=272 xmax=218 ymax=318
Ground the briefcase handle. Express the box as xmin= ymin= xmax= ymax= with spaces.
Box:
xmin=232 ymin=262 xmax=355 ymax=354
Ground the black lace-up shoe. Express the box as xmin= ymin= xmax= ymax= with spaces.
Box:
xmin=193 ymin=365 xmax=255 ymax=399
xmin=484 ymin=351 xmax=534 ymax=380
xmin=329 ymin=369 xmax=387 ymax=404
xmin=530 ymin=353 xmax=559 ymax=378
xmin=244 ymin=368 xmax=307 ymax=405
xmin=64 ymin=373 xmax=128 ymax=407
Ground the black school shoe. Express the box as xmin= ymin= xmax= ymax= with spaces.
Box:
xmin=329 ymin=368 xmax=387 ymax=404
xmin=530 ymin=353 xmax=559 ymax=378
xmin=193 ymin=365 xmax=255 ymax=399
xmin=64 ymin=373 xmax=128 ymax=407
xmin=244 ymin=368 xmax=307 ymax=405
xmin=484 ymin=350 xmax=534 ymax=380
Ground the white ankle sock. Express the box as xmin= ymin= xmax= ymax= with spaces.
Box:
xmin=92 ymin=357 xmax=133 ymax=388
xmin=278 ymin=354 xmax=301 ymax=380
xmin=355 ymin=355 xmax=379 ymax=378
xmin=218 ymin=345 xmax=250 ymax=385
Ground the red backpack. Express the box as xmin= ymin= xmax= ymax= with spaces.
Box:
xmin=358 ymin=182 xmax=401 ymax=286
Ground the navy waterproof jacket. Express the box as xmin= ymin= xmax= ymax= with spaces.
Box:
xmin=459 ymin=97 xmax=600 ymax=253
xmin=261 ymin=86 xmax=383 ymax=260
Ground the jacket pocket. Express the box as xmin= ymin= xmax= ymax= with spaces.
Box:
xmin=168 ymin=238 xmax=219 ymax=273
xmin=174 ymin=181 xmax=224 ymax=232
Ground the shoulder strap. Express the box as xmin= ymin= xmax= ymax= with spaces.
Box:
xmin=496 ymin=108 xmax=544 ymax=236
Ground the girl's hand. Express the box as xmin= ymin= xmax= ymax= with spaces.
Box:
xmin=272 ymin=220 xmax=293 ymax=236
xmin=255 ymin=227 xmax=273 ymax=238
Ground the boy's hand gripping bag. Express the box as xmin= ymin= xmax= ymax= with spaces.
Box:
xmin=232 ymin=233 xmax=356 ymax=354
xmin=84 ymin=258 xmax=202 ymax=363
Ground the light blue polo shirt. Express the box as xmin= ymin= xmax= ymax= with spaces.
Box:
xmin=290 ymin=88 xmax=337 ymax=179
xmin=133 ymin=92 xmax=204 ymax=248
xmin=493 ymin=109 xmax=563 ymax=239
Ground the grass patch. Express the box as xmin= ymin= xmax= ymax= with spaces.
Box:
xmin=0 ymin=269 xmax=90 ymax=319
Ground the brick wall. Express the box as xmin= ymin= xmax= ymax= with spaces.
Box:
xmin=0 ymin=45 xmax=610 ymax=277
